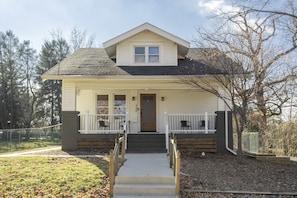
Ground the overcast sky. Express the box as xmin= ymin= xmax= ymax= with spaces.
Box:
xmin=0 ymin=0 xmax=236 ymax=52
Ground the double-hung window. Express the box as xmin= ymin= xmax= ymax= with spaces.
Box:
xmin=134 ymin=47 xmax=145 ymax=63
xmin=134 ymin=46 xmax=159 ymax=63
xmin=97 ymin=95 xmax=108 ymax=114
xmin=148 ymin=47 xmax=159 ymax=63
xmin=114 ymin=95 xmax=126 ymax=114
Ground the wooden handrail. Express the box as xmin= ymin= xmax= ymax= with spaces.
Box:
xmin=109 ymin=131 xmax=126 ymax=197
xmin=169 ymin=133 xmax=181 ymax=196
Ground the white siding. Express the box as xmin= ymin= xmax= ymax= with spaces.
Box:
xmin=117 ymin=31 xmax=178 ymax=66
xmin=62 ymin=82 xmax=76 ymax=111
xmin=158 ymin=90 xmax=217 ymax=114
xmin=74 ymin=80 xmax=220 ymax=133
xmin=158 ymin=90 xmax=217 ymax=132
xmin=217 ymin=87 xmax=230 ymax=111
xmin=76 ymin=90 xmax=95 ymax=114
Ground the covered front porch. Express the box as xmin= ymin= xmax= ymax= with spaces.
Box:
xmin=62 ymin=111 xmax=233 ymax=154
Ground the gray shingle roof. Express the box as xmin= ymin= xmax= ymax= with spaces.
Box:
xmin=42 ymin=48 xmax=224 ymax=78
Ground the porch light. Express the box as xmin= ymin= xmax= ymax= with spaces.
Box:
xmin=132 ymin=96 xmax=136 ymax=101
xmin=161 ymin=96 xmax=165 ymax=101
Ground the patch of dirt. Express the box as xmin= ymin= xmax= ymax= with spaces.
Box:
xmin=180 ymin=152 xmax=297 ymax=197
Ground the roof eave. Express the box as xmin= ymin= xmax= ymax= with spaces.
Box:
xmin=41 ymin=74 xmax=223 ymax=81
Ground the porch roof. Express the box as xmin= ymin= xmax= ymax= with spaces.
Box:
xmin=42 ymin=48 xmax=225 ymax=80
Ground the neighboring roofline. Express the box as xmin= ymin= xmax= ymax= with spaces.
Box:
xmin=103 ymin=22 xmax=190 ymax=57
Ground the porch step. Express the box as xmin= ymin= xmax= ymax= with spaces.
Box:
xmin=126 ymin=134 xmax=166 ymax=153
xmin=114 ymin=176 xmax=175 ymax=197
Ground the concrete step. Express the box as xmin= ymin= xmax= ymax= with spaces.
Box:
xmin=114 ymin=183 xmax=175 ymax=196
xmin=114 ymin=176 xmax=175 ymax=196
xmin=115 ymin=176 xmax=175 ymax=185
xmin=113 ymin=195 xmax=177 ymax=198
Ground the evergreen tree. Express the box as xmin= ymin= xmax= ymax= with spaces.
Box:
xmin=0 ymin=31 xmax=25 ymax=129
xmin=18 ymin=40 xmax=38 ymax=128
xmin=35 ymin=38 xmax=69 ymax=126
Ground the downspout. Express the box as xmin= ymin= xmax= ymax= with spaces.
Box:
xmin=225 ymin=109 xmax=237 ymax=155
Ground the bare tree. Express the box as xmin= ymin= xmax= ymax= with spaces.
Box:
xmin=182 ymin=7 xmax=297 ymax=154
xmin=236 ymin=0 xmax=297 ymax=121
xmin=70 ymin=27 xmax=96 ymax=52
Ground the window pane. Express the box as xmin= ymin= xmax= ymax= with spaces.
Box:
xmin=97 ymin=95 xmax=108 ymax=114
xmin=135 ymin=47 xmax=145 ymax=54
xmin=114 ymin=95 xmax=126 ymax=114
xmin=135 ymin=55 xmax=145 ymax=63
xmin=149 ymin=47 xmax=159 ymax=54
xmin=149 ymin=55 xmax=159 ymax=63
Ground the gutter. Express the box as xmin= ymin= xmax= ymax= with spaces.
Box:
xmin=225 ymin=109 xmax=237 ymax=155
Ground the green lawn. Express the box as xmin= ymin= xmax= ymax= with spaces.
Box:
xmin=0 ymin=141 xmax=61 ymax=153
xmin=0 ymin=157 xmax=110 ymax=197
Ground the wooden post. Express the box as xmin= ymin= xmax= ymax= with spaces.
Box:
xmin=115 ymin=133 xmax=119 ymax=173
xmin=205 ymin=112 xmax=208 ymax=134
xmin=169 ymin=134 xmax=173 ymax=168
xmin=116 ymin=133 xmax=120 ymax=144
xmin=175 ymin=150 xmax=181 ymax=196
xmin=121 ymin=131 xmax=126 ymax=165
xmin=109 ymin=150 xmax=114 ymax=197
xmin=173 ymin=137 xmax=177 ymax=175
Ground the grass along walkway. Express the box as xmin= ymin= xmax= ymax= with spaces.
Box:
xmin=0 ymin=156 xmax=109 ymax=197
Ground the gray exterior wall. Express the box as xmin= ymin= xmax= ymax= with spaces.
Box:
xmin=215 ymin=111 xmax=233 ymax=154
xmin=62 ymin=111 xmax=80 ymax=151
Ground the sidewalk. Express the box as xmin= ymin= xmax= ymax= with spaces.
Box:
xmin=0 ymin=147 xmax=62 ymax=157
xmin=0 ymin=147 xmax=106 ymax=158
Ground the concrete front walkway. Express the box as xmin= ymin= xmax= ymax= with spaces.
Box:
xmin=113 ymin=153 xmax=177 ymax=198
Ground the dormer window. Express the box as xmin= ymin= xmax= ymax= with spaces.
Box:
xmin=148 ymin=47 xmax=159 ymax=63
xmin=135 ymin=47 xmax=145 ymax=63
xmin=134 ymin=46 xmax=159 ymax=64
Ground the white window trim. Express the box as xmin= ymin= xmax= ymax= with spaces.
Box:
xmin=134 ymin=45 xmax=160 ymax=65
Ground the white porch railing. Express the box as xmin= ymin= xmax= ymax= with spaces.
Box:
xmin=78 ymin=113 xmax=127 ymax=134
xmin=165 ymin=112 xmax=216 ymax=134
xmin=164 ymin=112 xmax=216 ymax=149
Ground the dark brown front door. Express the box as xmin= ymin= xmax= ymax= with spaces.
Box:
xmin=140 ymin=94 xmax=156 ymax=132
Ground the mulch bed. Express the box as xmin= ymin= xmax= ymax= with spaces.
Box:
xmin=180 ymin=152 xmax=297 ymax=198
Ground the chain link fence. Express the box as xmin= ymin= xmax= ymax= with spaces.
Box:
xmin=0 ymin=124 xmax=62 ymax=153
xmin=234 ymin=129 xmax=297 ymax=157
xmin=234 ymin=132 xmax=259 ymax=154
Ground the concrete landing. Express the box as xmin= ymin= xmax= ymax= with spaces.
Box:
xmin=118 ymin=153 xmax=173 ymax=177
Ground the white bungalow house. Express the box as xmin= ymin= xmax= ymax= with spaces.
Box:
xmin=42 ymin=23 xmax=233 ymax=153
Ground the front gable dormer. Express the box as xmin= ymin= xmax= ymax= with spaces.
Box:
xmin=103 ymin=23 xmax=190 ymax=66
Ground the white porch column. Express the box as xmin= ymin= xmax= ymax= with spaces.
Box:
xmin=205 ymin=112 xmax=208 ymax=134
